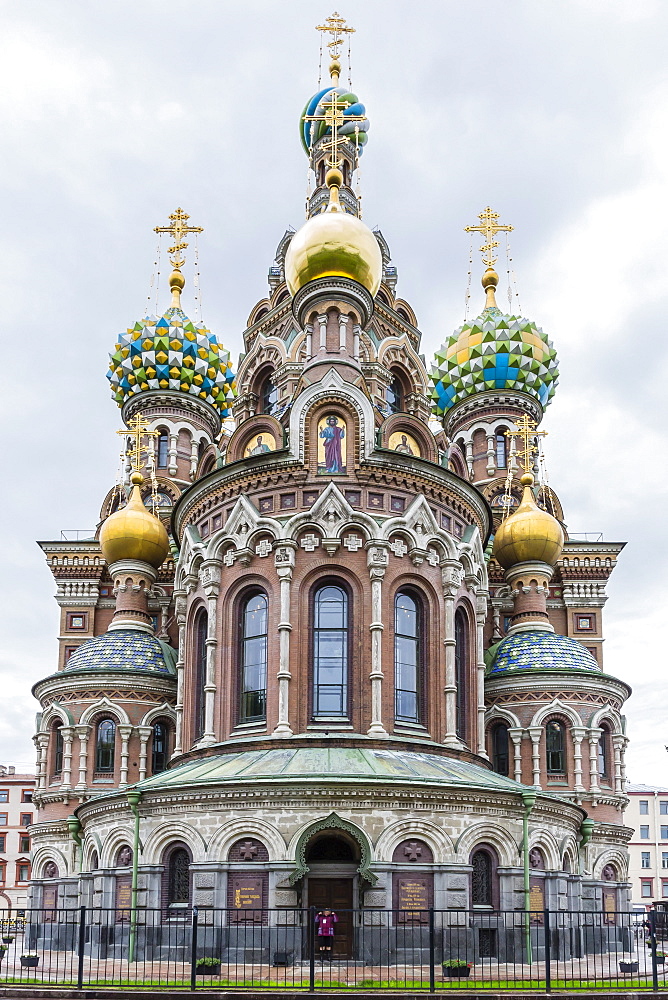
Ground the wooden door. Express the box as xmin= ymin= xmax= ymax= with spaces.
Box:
xmin=309 ymin=878 xmax=354 ymax=958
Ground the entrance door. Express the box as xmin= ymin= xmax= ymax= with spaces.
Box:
xmin=309 ymin=878 xmax=354 ymax=958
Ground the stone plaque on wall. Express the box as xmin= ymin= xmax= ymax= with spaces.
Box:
xmin=529 ymin=877 xmax=544 ymax=925
xmin=228 ymin=873 xmax=267 ymax=924
xmin=603 ymin=888 xmax=617 ymax=925
xmin=393 ymin=874 xmax=433 ymax=923
xmin=42 ymin=885 xmax=58 ymax=922
xmin=115 ymin=876 xmax=132 ymax=923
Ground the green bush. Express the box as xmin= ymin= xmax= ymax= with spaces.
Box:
xmin=195 ymin=956 xmax=221 ymax=968
xmin=441 ymin=958 xmax=471 ymax=969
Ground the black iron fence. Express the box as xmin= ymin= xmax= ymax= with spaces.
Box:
xmin=0 ymin=905 xmax=663 ymax=991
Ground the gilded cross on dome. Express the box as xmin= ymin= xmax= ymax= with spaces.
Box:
xmin=316 ymin=11 xmax=355 ymax=63
xmin=117 ymin=413 xmax=158 ymax=475
xmin=154 ymin=208 xmax=203 ymax=270
xmin=465 ymin=206 xmax=513 ymax=270
xmin=504 ymin=414 xmax=547 ymax=475
xmin=303 ymin=91 xmax=366 ymax=170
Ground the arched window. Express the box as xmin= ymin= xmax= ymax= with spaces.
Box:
xmin=471 ymin=847 xmax=498 ymax=907
xmin=95 ymin=719 xmax=116 ymax=773
xmin=52 ymin=723 xmax=64 ymax=776
xmin=454 ymin=608 xmax=469 ymax=742
xmin=386 ymin=374 xmax=404 ymax=413
xmin=394 ymin=590 xmax=421 ymax=724
xmin=260 ymin=373 xmax=278 ymax=414
xmin=157 ymin=430 xmax=169 ymax=469
xmin=496 ymin=428 xmax=508 ymax=469
xmin=194 ymin=610 xmax=208 ymax=740
xmin=239 ymin=592 xmax=268 ymax=723
xmin=90 ymin=851 xmax=99 ymax=872
xmin=545 ymin=719 xmax=566 ymax=775
xmin=151 ymin=721 xmax=169 ymax=775
xmin=313 ymin=583 xmax=349 ymax=718
xmin=598 ymin=723 xmax=611 ymax=780
xmin=491 ymin=722 xmax=510 ymax=776
xmin=164 ymin=844 xmax=191 ymax=908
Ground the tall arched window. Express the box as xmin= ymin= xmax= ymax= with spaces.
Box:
xmin=471 ymin=848 xmax=497 ymax=907
xmin=194 ymin=610 xmax=208 ymax=740
xmin=239 ymin=592 xmax=268 ymax=723
xmin=157 ymin=430 xmax=169 ymax=468
xmin=496 ymin=428 xmax=508 ymax=469
xmin=454 ymin=608 xmax=469 ymax=742
xmin=164 ymin=844 xmax=192 ymax=909
xmin=260 ymin=373 xmax=278 ymax=414
xmin=598 ymin=723 xmax=611 ymax=780
xmin=491 ymin=722 xmax=510 ymax=776
xmin=313 ymin=584 xmax=349 ymax=718
xmin=151 ymin=721 xmax=169 ymax=775
xmin=386 ymin=374 xmax=404 ymax=413
xmin=546 ymin=719 xmax=566 ymax=775
xmin=394 ymin=590 xmax=421 ymax=724
xmin=52 ymin=723 xmax=64 ymax=776
xmin=95 ymin=719 xmax=116 ymax=773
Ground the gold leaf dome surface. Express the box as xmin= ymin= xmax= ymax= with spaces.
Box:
xmin=285 ymin=205 xmax=382 ymax=297
xmin=493 ymin=474 xmax=564 ymax=569
xmin=100 ymin=475 xmax=170 ymax=569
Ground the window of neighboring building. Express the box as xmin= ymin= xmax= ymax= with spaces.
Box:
xmin=454 ymin=608 xmax=469 ymax=743
xmin=20 ymin=813 xmax=32 ymax=828
xmin=662 ymin=852 xmax=668 ymax=869
xmin=0 ymin=836 xmax=5 ymax=852
xmin=0 ymin=791 xmax=8 ymax=803
xmin=0 ymin=864 xmax=5 ymax=883
xmin=17 ymin=863 xmax=29 ymax=882
xmin=640 ymin=800 xmax=649 ymax=815
xmin=640 ymin=826 xmax=650 ymax=839
xmin=19 ymin=836 xmax=30 ymax=853
xmin=239 ymin=592 xmax=268 ymax=723
xmin=663 ymin=881 xmax=668 ymax=899
xmin=642 ymin=852 xmax=651 ymax=869
xmin=312 ymin=584 xmax=349 ymax=718
xmin=394 ymin=590 xmax=421 ymax=724
xmin=151 ymin=721 xmax=169 ymax=775
xmin=641 ymin=880 xmax=653 ymax=898
xmin=495 ymin=429 xmax=508 ymax=469
xmin=194 ymin=609 xmax=208 ymax=740
xmin=95 ymin=719 xmax=116 ymax=773
xmin=491 ymin=722 xmax=510 ymax=776
xmin=21 ymin=790 xmax=32 ymax=803
xmin=0 ymin=815 xmax=7 ymax=826
xmin=157 ymin=430 xmax=169 ymax=468
xmin=661 ymin=801 xmax=668 ymax=815
xmin=661 ymin=826 xmax=668 ymax=840
xmin=546 ymin=719 xmax=566 ymax=775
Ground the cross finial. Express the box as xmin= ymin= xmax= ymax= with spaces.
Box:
xmin=316 ymin=12 xmax=355 ymax=83
xmin=304 ymin=91 xmax=366 ymax=175
xmin=117 ymin=414 xmax=158 ymax=477
xmin=154 ymin=208 xmax=204 ymax=307
xmin=505 ymin=414 xmax=548 ymax=475
xmin=464 ymin=206 xmax=513 ymax=270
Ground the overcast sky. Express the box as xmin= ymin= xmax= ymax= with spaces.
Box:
xmin=1 ymin=0 xmax=666 ymax=788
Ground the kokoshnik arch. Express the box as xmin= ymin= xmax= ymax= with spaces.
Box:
xmin=29 ymin=11 xmax=631 ymax=960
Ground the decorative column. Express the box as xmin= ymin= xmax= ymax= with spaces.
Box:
xmin=189 ymin=436 xmax=199 ymax=480
xmin=75 ymin=724 xmax=91 ymax=789
xmin=527 ymin=726 xmax=542 ymax=789
xmin=118 ymin=725 xmax=133 ymax=787
xmin=353 ymin=323 xmax=361 ymax=361
xmin=613 ymin=734 xmax=628 ymax=793
xmin=168 ymin=431 xmax=178 ymax=477
xmin=61 ymin=727 xmax=75 ymax=789
xmin=274 ymin=543 xmax=296 ymax=737
xmin=464 ymin=440 xmax=473 ymax=478
xmin=441 ymin=560 xmax=461 ymax=747
xmin=137 ymin=726 xmax=153 ymax=781
xmin=509 ymin=727 xmax=524 ymax=783
xmin=305 ymin=323 xmax=313 ymax=361
xmin=338 ymin=313 xmax=349 ymax=352
xmin=199 ymin=560 xmax=222 ymax=747
xmin=474 ymin=588 xmax=489 ymax=756
xmin=588 ymin=729 xmax=601 ymax=794
xmin=486 ymin=434 xmax=496 ymax=477
xmin=318 ymin=313 xmax=327 ymax=350
xmin=173 ymin=592 xmax=187 ymax=755
xmin=366 ymin=543 xmax=389 ymax=737
xmin=35 ymin=733 xmax=49 ymax=790
xmin=571 ymin=727 xmax=587 ymax=792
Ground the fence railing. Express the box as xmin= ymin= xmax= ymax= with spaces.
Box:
xmin=0 ymin=905 xmax=663 ymax=992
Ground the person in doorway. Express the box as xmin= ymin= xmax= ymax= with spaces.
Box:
xmin=315 ymin=907 xmax=338 ymax=957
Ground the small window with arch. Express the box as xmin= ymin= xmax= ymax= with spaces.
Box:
xmin=151 ymin=720 xmax=170 ymax=775
xmin=490 ymin=721 xmax=510 ymax=776
xmin=545 ymin=719 xmax=566 ymax=776
xmin=157 ymin=429 xmax=169 ymax=469
xmin=495 ymin=428 xmax=508 ymax=469
xmin=95 ymin=718 xmax=116 ymax=774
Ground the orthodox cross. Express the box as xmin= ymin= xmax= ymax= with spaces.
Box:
xmin=154 ymin=208 xmax=203 ymax=269
xmin=403 ymin=841 xmax=423 ymax=862
xmin=238 ymin=840 xmax=258 ymax=861
xmin=505 ymin=414 xmax=547 ymax=474
xmin=316 ymin=11 xmax=355 ymax=61
xmin=117 ymin=413 xmax=158 ymax=475
xmin=465 ymin=206 xmax=513 ymax=269
xmin=303 ymin=91 xmax=366 ymax=169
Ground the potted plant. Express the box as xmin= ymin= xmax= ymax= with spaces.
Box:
xmin=656 ymin=951 xmax=666 ymax=966
xmin=195 ymin=956 xmax=221 ymax=976
xmin=442 ymin=958 xmax=472 ymax=978
xmin=20 ymin=953 xmax=39 ymax=969
xmin=619 ymin=958 xmax=639 ymax=974
xmin=2 ymin=935 xmax=14 ymax=944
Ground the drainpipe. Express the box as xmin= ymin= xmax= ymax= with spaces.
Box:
xmin=126 ymin=790 xmax=142 ymax=964
xmin=66 ymin=815 xmax=83 ymax=874
xmin=521 ymin=790 xmax=536 ymax=964
xmin=579 ymin=816 xmax=595 ymax=874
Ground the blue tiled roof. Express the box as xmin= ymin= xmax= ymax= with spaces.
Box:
xmin=65 ymin=630 xmax=176 ymax=675
xmin=489 ymin=630 xmax=600 ymax=675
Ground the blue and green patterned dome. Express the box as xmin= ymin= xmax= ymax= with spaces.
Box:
xmin=430 ymin=306 xmax=558 ymax=416
xmin=300 ymin=87 xmax=370 ymax=155
xmin=488 ymin=631 xmax=599 ymax=676
xmin=107 ymin=306 xmax=236 ymax=414
xmin=65 ymin=630 xmax=177 ymax=675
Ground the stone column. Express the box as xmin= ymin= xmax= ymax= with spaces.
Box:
xmin=588 ymin=729 xmax=601 ymax=794
xmin=509 ymin=727 xmax=524 ymax=783
xmin=118 ymin=725 xmax=133 ymax=787
xmin=189 ymin=436 xmax=199 ymax=480
xmin=474 ymin=588 xmax=488 ymax=756
xmin=168 ymin=431 xmax=178 ymax=477
xmin=35 ymin=733 xmax=49 ymax=790
xmin=486 ymin=434 xmax=496 ymax=477
xmin=613 ymin=734 xmax=628 ymax=793
xmin=305 ymin=323 xmax=313 ymax=361
xmin=137 ymin=726 xmax=153 ymax=781
xmin=464 ymin=440 xmax=473 ymax=478
xmin=527 ymin=726 xmax=542 ymax=789
xmin=61 ymin=727 xmax=74 ymax=789
xmin=75 ymin=725 xmax=91 ymax=789
xmin=200 ymin=560 xmax=222 ymax=747
xmin=441 ymin=560 xmax=461 ymax=747
xmin=274 ymin=543 xmax=296 ymax=738
xmin=318 ymin=313 xmax=327 ymax=350
xmin=571 ymin=727 xmax=587 ymax=792
xmin=366 ymin=543 xmax=389 ymax=737
xmin=173 ymin=593 xmax=187 ymax=756
xmin=338 ymin=313 xmax=349 ymax=352
xmin=353 ymin=324 xmax=361 ymax=361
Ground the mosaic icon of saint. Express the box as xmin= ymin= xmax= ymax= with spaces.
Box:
xmin=247 ymin=434 xmax=272 ymax=457
xmin=394 ymin=434 xmax=414 ymax=455
xmin=319 ymin=416 xmax=345 ymax=473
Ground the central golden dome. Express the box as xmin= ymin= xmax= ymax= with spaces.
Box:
xmin=100 ymin=474 xmax=170 ymax=569
xmin=493 ymin=473 xmax=564 ymax=569
xmin=285 ymin=169 xmax=382 ymax=297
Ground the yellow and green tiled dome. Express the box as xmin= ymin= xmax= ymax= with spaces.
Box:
xmin=107 ymin=306 xmax=236 ymax=414
xmin=430 ymin=306 xmax=559 ymax=416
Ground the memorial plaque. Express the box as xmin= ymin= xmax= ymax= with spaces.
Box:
xmin=229 ymin=874 xmax=265 ymax=923
xmin=603 ymin=888 xmax=617 ymax=925
xmin=42 ymin=885 xmax=58 ymax=923
xmin=529 ymin=877 xmax=544 ymax=924
xmin=394 ymin=874 xmax=432 ymax=923
xmin=115 ymin=875 xmax=132 ymax=923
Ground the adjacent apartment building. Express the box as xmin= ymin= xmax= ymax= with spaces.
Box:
xmin=625 ymin=783 xmax=668 ymax=909
xmin=0 ymin=765 xmax=35 ymax=912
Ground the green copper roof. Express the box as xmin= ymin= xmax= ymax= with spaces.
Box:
xmin=136 ymin=746 xmax=526 ymax=794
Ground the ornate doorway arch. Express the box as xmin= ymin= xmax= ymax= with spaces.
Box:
xmin=289 ymin=812 xmax=377 ymax=885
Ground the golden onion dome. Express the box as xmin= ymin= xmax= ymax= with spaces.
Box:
xmin=285 ymin=167 xmax=382 ymax=297
xmin=99 ymin=473 xmax=170 ymax=569
xmin=493 ymin=473 xmax=564 ymax=569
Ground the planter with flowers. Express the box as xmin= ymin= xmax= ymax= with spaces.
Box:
xmin=442 ymin=959 xmax=472 ymax=978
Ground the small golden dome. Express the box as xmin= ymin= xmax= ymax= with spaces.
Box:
xmin=99 ymin=473 xmax=170 ymax=569
xmin=285 ymin=176 xmax=382 ymax=297
xmin=493 ymin=473 xmax=564 ymax=569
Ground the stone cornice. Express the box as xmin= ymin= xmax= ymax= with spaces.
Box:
xmin=485 ymin=669 xmax=631 ymax=702
xmin=33 ymin=670 xmax=176 ymax=701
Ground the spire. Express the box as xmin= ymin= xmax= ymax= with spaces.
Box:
xmin=464 ymin=206 xmax=514 ymax=308
xmin=154 ymin=207 xmax=204 ymax=308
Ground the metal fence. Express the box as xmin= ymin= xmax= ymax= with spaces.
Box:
xmin=0 ymin=906 xmax=664 ymax=992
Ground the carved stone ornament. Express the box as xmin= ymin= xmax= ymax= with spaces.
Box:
xmin=43 ymin=861 xmax=59 ymax=879
xmin=117 ymin=846 xmax=133 ymax=867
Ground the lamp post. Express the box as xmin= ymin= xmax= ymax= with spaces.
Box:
xmin=521 ymin=790 xmax=536 ymax=965
xmin=126 ymin=790 xmax=142 ymax=964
